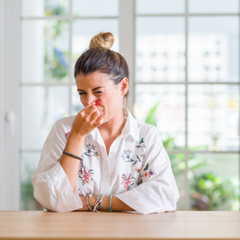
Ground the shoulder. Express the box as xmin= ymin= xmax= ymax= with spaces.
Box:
xmin=55 ymin=115 xmax=76 ymax=127
xmin=53 ymin=115 xmax=76 ymax=134
xmin=137 ymin=121 xmax=157 ymax=132
xmin=135 ymin=119 xmax=162 ymax=143
xmin=40 ymin=115 xmax=77 ymax=154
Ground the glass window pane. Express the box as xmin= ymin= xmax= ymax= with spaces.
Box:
xmin=21 ymin=152 xmax=43 ymax=210
xmin=136 ymin=0 xmax=185 ymax=14
xmin=188 ymin=17 xmax=239 ymax=82
xmin=188 ymin=84 xmax=239 ymax=151
xmin=72 ymin=85 xmax=84 ymax=115
xmin=22 ymin=0 xmax=69 ymax=17
xmin=21 ymin=20 xmax=69 ymax=83
xmin=73 ymin=0 xmax=118 ymax=17
xmin=169 ymin=153 xmax=187 ymax=210
xmin=188 ymin=153 xmax=239 ymax=211
xmin=136 ymin=17 xmax=185 ymax=82
xmin=189 ymin=0 xmax=239 ymax=13
xmin=72 ymin=19 xmax=119 ymax=81
xmin=135 ymin=84 xmax=185 ymax=150
xmin=21 ymin=86 xmax=69 ymax=150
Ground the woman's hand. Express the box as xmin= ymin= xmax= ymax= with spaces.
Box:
xmin=69 ymin=100 xmax=104 ymax=140
xmin=77 ymin=196 xmax=97 ymax=211
xmin=78 ymin=196 xmax=89 ymax=211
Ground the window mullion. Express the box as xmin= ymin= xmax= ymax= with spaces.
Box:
xmin=69 ymin=0 xmax=73 ymax=116
xmin=119 ymin=0 xmax=134 ymax=114
xmin=184 ymin=0 xmax=190 ymax=211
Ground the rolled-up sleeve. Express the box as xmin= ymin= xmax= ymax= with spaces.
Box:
xmin=115 ymin=125 xmax=180 ymax=214
xmin=31 ymin=120 xmax=83 ymax=212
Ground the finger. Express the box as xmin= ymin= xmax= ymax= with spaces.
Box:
xmin=84 ymin=99 xmax=100 ymax=114
xmin=81 ymin=101 xmax=97 ymax=117
xmin=78 ymin=104 xmax=93 ymax=118
xmin=83 ymin=99 xmax=98 ymax=111
xmin=93 ymin=114 xmax=104 ymax=127
xmin=86 ymin=105 xmax=99 ymax=121
xmin=89 ymin=109 xmax=101 ymax=124
xmin=88 ymin=99 xmax=99 ymax=107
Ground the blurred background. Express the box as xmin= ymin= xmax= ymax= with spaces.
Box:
xmin=0 ymin=0 xmax=239 ymax=211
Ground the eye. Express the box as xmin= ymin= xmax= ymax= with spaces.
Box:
xmin=78 ymin=91 xmax=103 ymax=96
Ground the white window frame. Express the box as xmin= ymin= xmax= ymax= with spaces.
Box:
xmin=134 ymin=0 xmax=240 ymax=210
xmin=0 ymin=0 xmax=134 ymax=210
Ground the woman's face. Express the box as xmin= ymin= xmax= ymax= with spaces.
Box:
xmin=75 ymin=71 xmax=128 ymax=122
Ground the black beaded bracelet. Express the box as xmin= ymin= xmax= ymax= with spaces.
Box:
xmin=63 ymin=150 xmax=82 ymax=161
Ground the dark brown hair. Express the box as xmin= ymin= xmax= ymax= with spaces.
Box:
xmin=74 ymin=32 xmax=129 ymax=99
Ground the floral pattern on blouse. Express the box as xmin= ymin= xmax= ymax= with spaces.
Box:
xmin=65 ymin=132 xmax=70 ymax=138
xmin=134 ymin=166 xmax=142 ymax=173
xmin=137 ymin=163 xmax=156 ymax=185
xmin=120 ymin=137 xmax=148 ymax=189
xmin=121 ymin=152 xmax=143 ymax=166
xmin=121 ymin=138 xmax=146 ymax=167
xmin=148 ymin=169 xmax=156 ymax=177
xmin=78 ymin=143 xmax=100 ymax=185
xmin=121 ymin=150 xmax=132 ymax=162
xmin=79 ymin=166 xmax=94 ymax=185
xmin=136 ymin=137 xmax=147 ymax=152
xmin=121 ymin=173 xmax=136 ymax=191
xmin=84 ymin=143 xmax=99 ymax=157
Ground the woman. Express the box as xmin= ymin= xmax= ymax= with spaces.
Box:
xmin=31 ymin=32 xmax=180 ymax=214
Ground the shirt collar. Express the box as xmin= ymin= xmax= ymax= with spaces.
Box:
xmin=122 ymin=108 xmax=139 ymax=141
xmin=88 ymin=108 xmax=139 ymax=142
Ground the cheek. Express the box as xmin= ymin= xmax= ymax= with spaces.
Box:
xmin=98 ymin=89 xmax=121 ymax=110
xmin=105 ymin=91 xmax=118 ymax=105
xmin=79 ymin=96 xmax=87 ymax=107
xmin=98 ymin=94 xmax=115 ymax=112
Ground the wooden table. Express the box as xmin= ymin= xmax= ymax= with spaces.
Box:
xmin=0 ymin=211 xmax=240 ymax=240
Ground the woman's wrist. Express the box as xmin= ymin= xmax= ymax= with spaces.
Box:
xmin=67 ymin=132 xmax=85 ymax=145
xmin=90 ymin=196 xmax=97 ymax=208
xmin=101 ymin=196 xmax=110 ymax=211
xmin=89 ymin=196 xmax=110 ymax=212
xmin=64 ymin=134 xmax=85 ymax=156
xmin=78 ymin=196 xmax=90 ymax=211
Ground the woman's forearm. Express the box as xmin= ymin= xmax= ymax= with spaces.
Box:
xmin=78 ymin=196 xmax=135 ymax=212
xmin=102 ymin=196 xmax=135 ymax=212
xmin=59 ymin=135 xmax=85 ymax=191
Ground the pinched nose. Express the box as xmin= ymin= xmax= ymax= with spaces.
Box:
xmin=84 ymin=96 xmax=98 ymax=106
xmin=95 ymin=99 xmax=100 ymax=106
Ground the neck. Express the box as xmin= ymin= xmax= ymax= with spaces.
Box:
xmin=98 ymin=109 xmax=127 ymax=139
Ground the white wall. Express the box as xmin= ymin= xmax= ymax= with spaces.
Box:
xmin=0 ymin=0 xmax=20 ymax=210
xmin=0 ymin=0 xmax=6 ymax=210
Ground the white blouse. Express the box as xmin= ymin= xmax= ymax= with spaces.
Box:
xmin=31 ymin=108 xmax=180 ymax=214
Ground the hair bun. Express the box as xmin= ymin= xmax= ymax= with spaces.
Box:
xmin=89 ymin=31 xmax=114 ymax=49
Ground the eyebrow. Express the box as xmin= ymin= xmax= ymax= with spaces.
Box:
xmin=77 ymin=86 xmax=105 ymax=92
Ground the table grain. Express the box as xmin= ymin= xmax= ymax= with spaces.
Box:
xmin=0 ymin=211 xmax=240 ymax=240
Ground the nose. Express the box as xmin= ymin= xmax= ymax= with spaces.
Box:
xmin=85 ymin=94 xmax=98 ymax=106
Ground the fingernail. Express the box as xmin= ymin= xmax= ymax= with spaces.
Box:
xmin=100 ymin=115 xmax=103 ymax=118
xmin=95 ymin=99 xmax=100 ymax=106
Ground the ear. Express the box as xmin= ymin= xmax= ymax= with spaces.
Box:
xmin=120 ymin=77 xmax=128 ymax=96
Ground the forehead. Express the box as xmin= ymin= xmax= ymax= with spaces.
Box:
xmin=76 ymin=72 xmax=113 ymax=89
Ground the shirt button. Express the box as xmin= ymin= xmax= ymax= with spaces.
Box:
xmin=105 ymin=173 xmax=109 ymax=178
